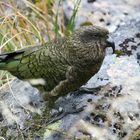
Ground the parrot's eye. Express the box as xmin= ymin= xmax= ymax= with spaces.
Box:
xmin=80 ymin=30 xmax=99 ymax=43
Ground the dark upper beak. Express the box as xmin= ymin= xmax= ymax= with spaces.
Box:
xmin=106 ymin=37 xmax=115 ymax=54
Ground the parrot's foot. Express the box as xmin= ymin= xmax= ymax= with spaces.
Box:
xmin=46 ymin=105 xmax=85 ymax=125
xmin=79 ymin=86 xmax=102 ymax=94
xmin=44 ymin=95 xmax=58 ymax=108
xmin=42 ymin=91 xmax=86 ymax=125
xmin=42 ymin=96 xmax=60 ymax=122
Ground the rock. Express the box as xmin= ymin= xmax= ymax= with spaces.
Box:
xmin=0 ymin=0 xmax=140 ymax=140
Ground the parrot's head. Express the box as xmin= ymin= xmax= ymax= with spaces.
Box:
xmin=72 ymin=26 xmax=115 ymax=54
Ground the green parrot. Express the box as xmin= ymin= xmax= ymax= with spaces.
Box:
xmin=0 ymin=26 xmax=115 ymax=101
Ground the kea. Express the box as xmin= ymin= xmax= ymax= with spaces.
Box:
xmin=0 ymin=26 xmax=115 ymax=103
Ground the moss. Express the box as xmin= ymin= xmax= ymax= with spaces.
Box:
xmin=128 ymin=129 xmax=140 ymax=140
xmin=44 ymin=121 xmax=61 ymax=139
xmin=115 ymin=50 xmax=125 ymax=56
xmin=80 ymin=21 xmax=93 ymax=26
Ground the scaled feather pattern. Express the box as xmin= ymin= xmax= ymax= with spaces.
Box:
xmin=0 ymin=26 xmax=115 ymax=100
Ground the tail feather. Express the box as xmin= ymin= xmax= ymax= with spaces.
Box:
xmin=0 ymin=50 xmax=24 ymax=71
xmin=0 ymin=45 xmax=42 ymax=72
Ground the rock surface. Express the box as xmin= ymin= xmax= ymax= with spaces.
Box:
xmin=0 ymin=0 xmax=140 ymax=140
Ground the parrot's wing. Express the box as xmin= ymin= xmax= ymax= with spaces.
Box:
xmin=0 ymin=40 xmax=68 ymax=91
xmin=0 ymin=45 xmax=43 ymax=71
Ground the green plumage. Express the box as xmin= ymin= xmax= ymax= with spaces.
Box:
xmin=0 ymin=26 xmax=114 ymax=101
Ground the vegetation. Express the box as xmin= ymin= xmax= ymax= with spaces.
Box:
xmin=0 ymin=0 xmax=81 ymax=87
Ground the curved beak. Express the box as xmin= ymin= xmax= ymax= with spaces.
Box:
xmin=106 ymin=37 xmax=115 ymax=54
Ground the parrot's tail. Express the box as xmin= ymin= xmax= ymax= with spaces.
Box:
xmin=0 ymin=50 xmax=24 ymax=72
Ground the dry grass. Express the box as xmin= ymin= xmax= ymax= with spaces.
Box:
xmin=0 ymin=0 xmax=81 ymax=87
